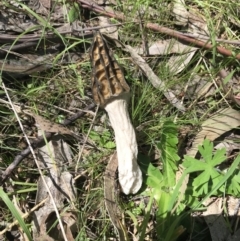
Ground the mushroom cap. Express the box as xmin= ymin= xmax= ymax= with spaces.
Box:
xmin=90 ymin=31 xmax=130 ymax=107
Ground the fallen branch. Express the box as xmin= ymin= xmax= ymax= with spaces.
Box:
xmin=0 ymin=24 xmax=123 ymax=43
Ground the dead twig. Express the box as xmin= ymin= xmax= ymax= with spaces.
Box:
xmin=0 ymin=24 xmax=124 ymax=43
xmin=0 ymin=198 xmax=47 ymax=236
xmin=124 ymin=45 xmax=186 ymax=112
xmin=181 ymin=33 xmax=240 ymax=45
xmin=138 ymin=10 xmax=149 ymax=56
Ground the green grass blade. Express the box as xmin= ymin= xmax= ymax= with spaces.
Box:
xmin=139 ymin=194 xmax=154 ymax=241
xmin=17 ymin=1 xmax=67 ymax=47
xmin=0 ymin=187 xmax=33 ymax=241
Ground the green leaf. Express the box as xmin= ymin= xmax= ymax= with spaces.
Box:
xmin=103 ymin=141 xmax=116 ymax=149
xmin=138 ymin=154 xmax=163 ymax=202
xmin=183 ymin=139 xmax=226 ymax=196
xmin=199 ymin=139 xmax=226 ymax=166
xmin=68 ymin=3 xmax=80 ymax=23
xmin=157 ymin=121 xmax=180 ymax=187
xmin=198 ymin=139 xmax=214 ymax=163
xmin=223 ymin=70 xmax=235 ymax=85
xmin=193 ymin=169 xmax=222 ymax=195
xmin=89 ymin=131 xmax=101 ymax=142
xmin=182 ymin=155 xmax=206 ymax=172
xmin=211 ymin=148 xmax=227 ymax=166
xmin=196 ymin=154 xmax=240 ymax=208
xmin=89 ymin=131 xmax=115 ymax=148
xmin=227 ymin=171 xmax=240 ymax=196
xmin=145 ymin=162 xmax=163 ymax=188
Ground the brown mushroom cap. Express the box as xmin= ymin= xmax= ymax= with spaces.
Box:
xmin=90 ymin=32 xmax=130 ymax=107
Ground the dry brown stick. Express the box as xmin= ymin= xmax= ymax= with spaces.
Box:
xmin=0 ymin=103 xmax=96 ymax=185
xmin=78 ymin=0 xmax=240 ymax=60
xmin=181 ymin=33 xmax=240 ymax=45
xmin=138 ymin=10 xmax=149 ymax=56
xmin=0 ymin=42 xmax=37 ymax=55
xmin=63 ymin=103 xmax=96 ymax=125
xmin=145 ymin=23 xmax=240 ymax=60
xmin=0 ymin=198 xmax=47 ymax=235
xmin=0 ymin=24 xmax=124 ymax=43
xmin=125 ymin=44 xmax=186 ymax=112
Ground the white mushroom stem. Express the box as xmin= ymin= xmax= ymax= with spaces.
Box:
xmin=105 ymin=94 xmax=142 ymax=195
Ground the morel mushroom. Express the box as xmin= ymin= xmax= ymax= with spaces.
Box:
xmin=90 ymin=32 xmax=142 ymax=194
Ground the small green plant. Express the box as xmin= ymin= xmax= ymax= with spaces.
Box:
xmin=182 ymin=139 xmax=240 ymax=201
xmin=139 ymin=121 xmax=240 ymax=241
xmin=182 ymin=139 xmax=226 ymax=196
xmin=89 ymin=130 xmax=116 ymax=149
xmin=139 ymin=121 xmax=182 ymax=241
